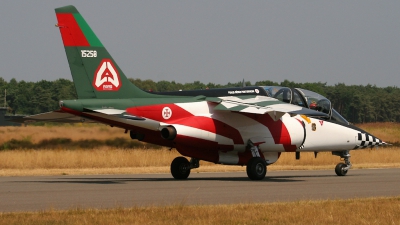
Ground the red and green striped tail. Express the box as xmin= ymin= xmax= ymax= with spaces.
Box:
xmin=55 ymin=5 xmax=152 ymax=99
xmin=56 ymin=7 xmax=102 ymax=47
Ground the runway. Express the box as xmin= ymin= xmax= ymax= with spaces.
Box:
xmin=0 ymin=168 xmax=399 ymax=212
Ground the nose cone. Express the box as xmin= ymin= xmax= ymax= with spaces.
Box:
xmin=354 ymin=132 xmax=389 ymax=149
xmin=343 ymin=123 xmax=389 ymax=149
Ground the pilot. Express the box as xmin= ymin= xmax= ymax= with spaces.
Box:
xmin=309 ymin=101 xmax=317 ymax=110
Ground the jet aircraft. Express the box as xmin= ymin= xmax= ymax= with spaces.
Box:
xmin=20 ymin=5 xmax=388 ymax=180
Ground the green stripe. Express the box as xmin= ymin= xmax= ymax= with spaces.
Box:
xmin=214 ymin=103 xmax=248 ymax=112
xmin=73 ymin=13 xmax=103 ymax=47
xmin=253 ymin=101 xmax=281 ymax=107
xmin=213 ymin=104 xmax=229 ymax=111
xmin=55 ymin=5 xmax=79 ymax=13
xmin=205 ymin=97 xmax=222 ymax=103
xmin=230 ymin=105 xmax=248 ymax=112
xmin=235 ymin=95 xmax=258 ymax=100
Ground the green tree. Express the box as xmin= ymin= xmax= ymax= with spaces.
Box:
xmin=1 ymin=77 xmax=399 ymax=123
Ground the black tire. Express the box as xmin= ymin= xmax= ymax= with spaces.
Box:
xmin=246 ymin=157 xmax=267 ymax=180
xmin=171 ymin=157 xmax=191 ymax=180
xmin=335 ymin=163 xmax=348 ymax=176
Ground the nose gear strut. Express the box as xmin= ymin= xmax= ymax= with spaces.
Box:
xmin=332 ymin=150 xmax=352 ymax=176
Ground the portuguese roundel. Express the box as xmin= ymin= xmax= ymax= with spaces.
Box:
xmin=93 ymin=59 xmax=121 ymax=91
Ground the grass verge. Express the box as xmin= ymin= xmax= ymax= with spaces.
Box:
xmin=0 ymin=147 xmax=399 ymax=176
xmin=0 ymin=196 xmax=398 ymax=225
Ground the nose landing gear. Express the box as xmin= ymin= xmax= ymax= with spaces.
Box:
xmin=332 ymin=150 xmax=352 ymax=176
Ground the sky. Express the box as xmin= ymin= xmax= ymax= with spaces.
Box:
xmin=1 ymin=0 xmax=399 ymax=87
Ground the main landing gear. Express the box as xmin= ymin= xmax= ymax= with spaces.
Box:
xmin=246 ymin=144 xmax=267 ymax=180
xmin=170 ymin=157 xmax=199 ymax=180
xmin=332 ymin=150 xmax=352 ymax=176
xmin=170 ymin=155 xmax=267 ymax=180
xmin=246 ymin=157 xmax=267 ymax=180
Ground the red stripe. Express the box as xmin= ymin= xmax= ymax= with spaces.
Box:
xmin=56 ymin=13 xmax=90 ymax=47
xmin=127 ymin=104 xmax=192 ymax=122
xmin=127 ymin=104 xmax=244 ymax=144
xmin=242 ymin=113 xmax=297 ymax=152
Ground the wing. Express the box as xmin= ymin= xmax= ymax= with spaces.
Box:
xmin=208 ymin=95 xmax=328 ymax=120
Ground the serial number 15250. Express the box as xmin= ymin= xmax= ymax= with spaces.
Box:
xmin=81 ymin=50 xmax=97 ymax=57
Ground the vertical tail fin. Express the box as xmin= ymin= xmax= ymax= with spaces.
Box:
xmin=55 ymin=5 xmax=152 ymax=99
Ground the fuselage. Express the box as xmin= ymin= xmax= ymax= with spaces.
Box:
xmin=60 ymin=97 xmax=382 ymax=166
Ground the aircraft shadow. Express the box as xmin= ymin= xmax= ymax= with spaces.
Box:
xmin=12 ymin=174 xmax=344 ymax=185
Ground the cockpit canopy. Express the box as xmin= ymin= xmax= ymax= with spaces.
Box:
xmin=263 ymin=86 xmax=349 ymax=125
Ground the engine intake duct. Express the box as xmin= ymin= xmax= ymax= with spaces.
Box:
xmin=161 ymin=126 xmax=177 ymax=140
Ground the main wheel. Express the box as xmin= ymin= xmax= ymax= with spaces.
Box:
xmin=171 ymin=157 xmax=191 ymax=180
xmin=246 ymin=157 xmax=267 ymax=180
xmin=335 ymin=163 xmax=348 ymax=176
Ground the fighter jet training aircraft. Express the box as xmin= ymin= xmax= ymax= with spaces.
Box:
xmin=21 ymin=5 xmax=388 ymax=180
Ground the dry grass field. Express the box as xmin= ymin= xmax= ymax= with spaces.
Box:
xmin=0 ymin=196 xmax=398 ymax=225
xmin=0 ymin=122 xmax=399 ymax=176
xmin=0 ymin=147 xmax=399 ymax=176
xmin=0 ymin=124 xmax=128 ymax=144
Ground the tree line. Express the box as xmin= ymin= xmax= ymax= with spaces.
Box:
xmin=1 ymin=77 xmax=399 ymax=123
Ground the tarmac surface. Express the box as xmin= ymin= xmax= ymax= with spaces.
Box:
xmin=0 ymin=168 xmax=399 ymax=212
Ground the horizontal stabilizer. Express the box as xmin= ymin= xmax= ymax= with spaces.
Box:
xmin=83 ymin=108 xmax=145 ymax=121
xmin=9 ymin=111 xmax=93 ymax=123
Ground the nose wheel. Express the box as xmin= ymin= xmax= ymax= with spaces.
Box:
xmin=335 ymin=163 xmax=348 ymax=176
xmin=333 ymin=150 xmax=352 ymax=176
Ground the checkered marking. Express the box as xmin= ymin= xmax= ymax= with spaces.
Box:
xmin=354 ymin=133 xmax=386 ymax=149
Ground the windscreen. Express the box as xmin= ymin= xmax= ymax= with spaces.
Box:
xmin=263 ymin=86 xmax=349 ymax=125
xmin=297 ymin=88 xmax=349 ymax=125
